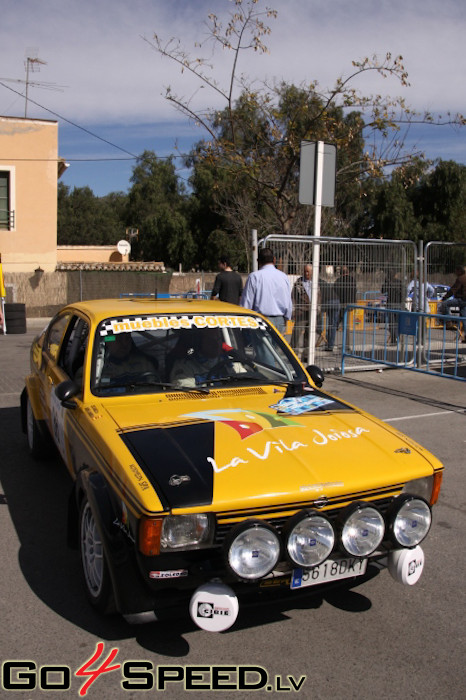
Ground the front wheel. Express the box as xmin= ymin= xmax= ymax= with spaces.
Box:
xmin=79 ymin=499 xmax=115 ymax=614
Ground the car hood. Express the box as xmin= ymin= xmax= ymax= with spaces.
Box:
xmin=103 ymin=389 xmax=440 ymax=512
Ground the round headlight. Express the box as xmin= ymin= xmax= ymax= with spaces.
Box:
xmin=286 ymin=510 xmax=335 ymax=568
xmin=341 ymin=503 xmax=385 ymax=557
xmin=226 ymin=521 xmax=281 ymax=580
xmin=390 ymin=496 xmax=431 ymax=547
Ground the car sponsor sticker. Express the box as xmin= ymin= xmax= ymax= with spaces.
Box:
xmin=149 ymin=570 xmax=188 ymax=579
xmin=99 ymin=315 xmax=266 ymax=336
xmin=271 ymin=395 xmax=335 ymax=415
xmin=50 ymin=389 xmax=67 ymax=461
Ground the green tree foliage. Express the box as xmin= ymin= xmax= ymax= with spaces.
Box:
xmin=190 ymin=82 xmax=369 ymax=239
xmin=148 ymin=0 xmax=464 ymax=260
xmin=126 ymin=151 xmax=195 ymax=268
xmin=412 ymin=160 xmax=466 ymax=242
xmin=371 ymin=178 xmax=421 ymax=240
xmin=57 ymin=182 xmax=127 ymax=245
xmin=57 ymin=1 xmax=465 ymax=269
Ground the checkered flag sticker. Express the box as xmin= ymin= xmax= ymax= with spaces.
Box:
xmin=99 ymin=318 xmax=138 ymax=336
xmin=98 ymin=314 xmax=268 ymax=337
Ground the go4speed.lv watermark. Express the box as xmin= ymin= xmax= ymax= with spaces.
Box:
xmin=2 ymin=642 xmax=307 ymax=695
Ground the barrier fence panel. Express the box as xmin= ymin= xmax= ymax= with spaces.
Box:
xmin=425 ymin=241 xmax=466 ymax=288
xmin=259 ymin=235 xmax=417 ymax=372
xmin=342 ymin=307 xmax=466 ymax=382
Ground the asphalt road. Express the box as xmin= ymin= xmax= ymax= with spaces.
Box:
xmin=0 ymin=320 xmax=465 ymax=699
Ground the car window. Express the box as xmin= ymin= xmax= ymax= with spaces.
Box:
xmin=91 ymin=313 xmax=306 ymax=396
xmin=59 ymin=316 xmax=90 ymax=385
xmin=43 ymin=314 xmax=71 ymax=362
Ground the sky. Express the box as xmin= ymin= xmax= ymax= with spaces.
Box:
xmin=1 ymin=0 xmax=465 ymax=197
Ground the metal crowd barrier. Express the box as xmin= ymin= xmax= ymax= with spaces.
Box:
xmin=341 ymin=305 xmax=466 ymax=382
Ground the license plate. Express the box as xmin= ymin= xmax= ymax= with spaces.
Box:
xmin=290 ymin=558 xmax=367 ymax=589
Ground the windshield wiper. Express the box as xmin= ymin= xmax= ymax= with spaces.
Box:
xmin=156 ymin=380 xmax=211 ymax=394
xmin=130 ymin=380 xmax=211 ymax=394
xmin=94 ymin=379 xmax=210 ymax=394
xmin=243 ymin=378 xmax=310 ymax=396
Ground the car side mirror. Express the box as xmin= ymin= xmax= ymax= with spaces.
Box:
xmin=306 ymin=364 xmax=324 ymax=387
xmin=55 ymin=380 xmax=78 ymax=409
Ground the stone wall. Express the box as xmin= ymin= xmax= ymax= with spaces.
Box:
xmin=3 ymin=269 xmax=248 ymax=317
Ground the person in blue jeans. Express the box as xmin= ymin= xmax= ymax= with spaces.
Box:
xmin=319 ymin=279 xmax=340 ymax=352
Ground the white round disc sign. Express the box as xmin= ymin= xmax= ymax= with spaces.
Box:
xmin=388 ymin=546 xmax=425 ymax=585
xmin=117 ymin=239 xmax=131 ymax=256
xmin=189 ymin=581 xmax=239 ymax=632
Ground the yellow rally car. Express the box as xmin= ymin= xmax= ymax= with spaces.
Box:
xmin=21 ymin=298 xmax=443 ymax=632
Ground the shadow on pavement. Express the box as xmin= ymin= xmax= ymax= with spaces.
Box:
xmin=0 ymin=403 xmax=378 ymax=656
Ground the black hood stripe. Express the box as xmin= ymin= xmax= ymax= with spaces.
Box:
xmin=121 ymin=422 xmax=215 ymax=509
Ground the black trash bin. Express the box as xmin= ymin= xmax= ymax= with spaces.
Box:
xmin=4 ymin=302 xmax=27 ymax=334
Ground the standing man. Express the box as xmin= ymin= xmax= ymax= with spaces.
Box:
xmin=240 ymin=248 xmax=292 ymax=335
xmin=211 ymin=256 xmax=243 ymax=304
xmin=0 ymin=253 xmax=6 ymax=334
xmin=382 ymin=270 xmax=404 ymax=344
xmin=318 ymin=278 xmax=340 ymax=352
xmin=438 ymin=265 xmax=466 ymax=338
xmin=291 ymin=264 xmax=313 ymax=356
xmin=334 ymin=265 xmax=357 ymax=327
xmin=407 ymin=270 xmax=434 ymax=312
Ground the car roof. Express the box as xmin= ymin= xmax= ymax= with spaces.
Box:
xmin=64 ymin=298 xmax=255 ymax=325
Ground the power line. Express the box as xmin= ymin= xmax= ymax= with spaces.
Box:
xmin=4 ymin=157 xmax=136 ymax=162
xmin=1 ymin=154 xmax=188 ymax=163
xmin=0 ymin=80 xmax=139 ymax=158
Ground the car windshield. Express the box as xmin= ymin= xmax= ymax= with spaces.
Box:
xmin=91 ymin=312 xmax=307 ymax=396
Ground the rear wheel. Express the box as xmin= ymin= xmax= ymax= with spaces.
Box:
xmin=26 ymin=394 xmax=53 ymax=459
xmin=79 ymin=499 xmax=115 ymax=613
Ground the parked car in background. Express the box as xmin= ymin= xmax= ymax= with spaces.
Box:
xmin=430 ymin=284 xmax=450 ymax=301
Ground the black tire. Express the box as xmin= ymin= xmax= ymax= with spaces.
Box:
xmin=26 ymin=394 xmax=54 ymax=459
xmin=5 ymin=322 xmax=27 ymax=334
xmin=79 ymin=498 xmax=115 ymax=614
xmin=4 ymin=302 xmax=25 ymax=313
xmin=4 ymin=311 xmax=25 ymax=321
xmin=4 ymin=303 xmax=27 ymax=334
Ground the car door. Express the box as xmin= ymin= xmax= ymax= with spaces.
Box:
xmin=38 ymin=313 xmax=72 ymax=428
xmin=39 ymin=313 xmax=90 ymax=464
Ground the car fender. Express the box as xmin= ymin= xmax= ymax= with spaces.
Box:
xmin=71 ymin=468 xmax=156 ymax=616
xmin=21 ymin=380 xmax=48 ymax=433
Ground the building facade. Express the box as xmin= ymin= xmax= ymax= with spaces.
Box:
xmin=0 ymin=115 xmax=65 ymax=274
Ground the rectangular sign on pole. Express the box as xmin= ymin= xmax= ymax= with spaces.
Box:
xmin=299 ymin=141 xmax=336 ymax=207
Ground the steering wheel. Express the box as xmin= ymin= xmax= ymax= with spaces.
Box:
xmin=137 ymin=371 xmax=159 ymax=383
xmin=227 ymin=349 xmax=258 ymax=374
xmin=206 ymin=358 xmax=231 ymax=380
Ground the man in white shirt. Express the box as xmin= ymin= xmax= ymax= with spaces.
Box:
xmin=407 ymin=271 xmax=434 ymax=312
xmin=240 ymin=248 xmax=292 ymax=335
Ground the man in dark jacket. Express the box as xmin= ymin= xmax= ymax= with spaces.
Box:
xmin=382 ymin=270 xmax=404 ymax=343
xmin=291 ymin=264 xmax=313 ymax=355
xmin=319 ymin=279 xmax=340 ymax=352
xmin=439 ymin=265 xmax=466 ymax=341
xmin=439 ymin=266 xmax=466 ymax=316
xmin=334 ymin=266 xmax=357 ymax=327
xmin=211 ymin=257 xmax=243 ymax=305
